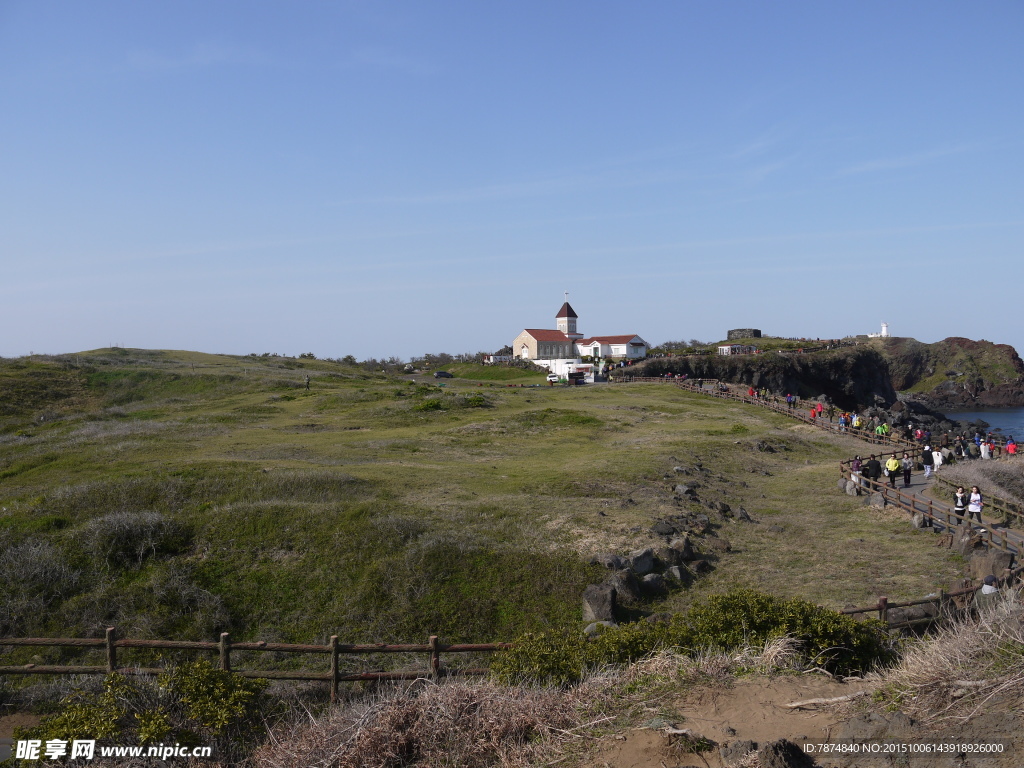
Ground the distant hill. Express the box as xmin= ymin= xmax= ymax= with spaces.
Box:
xmin=879 ymin=336 xmax=1024 ymax=408
xmin=628 ymin=335 xmax=1024 ymax=409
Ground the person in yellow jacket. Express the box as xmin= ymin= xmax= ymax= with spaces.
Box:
xmin=885 ymin=453 xmax=901 ymax=488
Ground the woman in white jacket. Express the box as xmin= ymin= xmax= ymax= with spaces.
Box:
xmin=932 ymin=446 xmax=944 ymax=473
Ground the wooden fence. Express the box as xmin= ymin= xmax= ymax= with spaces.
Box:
xmin=934 ymin=474 xmax=1024 ymax=526
xmin=0 ymin=631 xmax=509 ymax=702
xmin=638 ymin=374 xmax=1024 ymax=553
xmin=839 ymin=563 xmax=1024 ymax=628
xmin=4 ymin=377 xmax=1019 ymax=694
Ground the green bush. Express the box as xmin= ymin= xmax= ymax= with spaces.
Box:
xmin=0 ymin=540 xmax=80 ymax=635
xmin=80 ymin=511 xmax=192 ymax=570
xmin=13 ymin=662 xmax=268 ymax=763
xmin=492 ymin=589 xmax=893 ymax=686
xmin=413 ymin=398 xmax=445 ymax=412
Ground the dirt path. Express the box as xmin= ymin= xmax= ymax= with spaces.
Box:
xmin=593 ymin=675 xmax=869 ymax=768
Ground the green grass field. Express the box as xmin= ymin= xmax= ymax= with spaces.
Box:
xmin=0 ymin=350 xmax=966 ymax=668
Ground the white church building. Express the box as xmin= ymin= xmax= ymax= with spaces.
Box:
xmin=512 ymin=302 xmax=648 ymax=376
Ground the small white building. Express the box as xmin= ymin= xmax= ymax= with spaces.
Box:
xmin=718 ymin=344 xmax=757 ymax=356
xmin=483 ymin=355 xmax=513 ymax=364
xmin=576 ymin=335 xmax=648 ymax=360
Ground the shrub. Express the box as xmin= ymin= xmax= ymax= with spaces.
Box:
xmin=15 ymin=662 xmax=269 ymax=762
xmin=79 ymin=511 xmax=191 ymax=570
xmin=0 ymin=539 xmax=81 ymax=635
xmin=492 ymin=589 xmax=893 ymax=686
xmin=413 ymin=398 xmax=445 ymax=412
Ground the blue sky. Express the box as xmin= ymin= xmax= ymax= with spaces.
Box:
xmin=2 ymin=2 xmax=1022 ymax=359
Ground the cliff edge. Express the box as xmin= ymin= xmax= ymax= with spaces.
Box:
xmin=880 ymin=336 xmax=1024 ymax=408
xmin=628 ymin=335 xmax=1024 ymax=410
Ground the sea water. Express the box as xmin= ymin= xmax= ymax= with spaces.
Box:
xmin=944 ymin=407 xmax=1024 ymax=440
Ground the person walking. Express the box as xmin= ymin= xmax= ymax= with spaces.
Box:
xmin=851 ymin=455 xmax=864 ymax=487
xmin=864 ymin=454 xmax=883 ymax=487
xmin=967 ymin=486 xmax=984 ymax=524
xmin=932 ymin=445 xmax=944 ymax=474
xmin=1007 ymin=436 xmax=1017 ymax=455
xmin=980 ymin=440 xmax=992 ymax=460
xmin=901 ymin=452 xmax=913 ymax=488
xmin=885 ymin=453 xmax=900 ymax=488
xmin=921 ymin=445 xmax=935 ymax=479
xmin=953 ymin=486 xmax=968 ymax=525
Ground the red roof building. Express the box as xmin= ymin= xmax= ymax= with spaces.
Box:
xmin=512 ymin=302 xmax=648 ymax=362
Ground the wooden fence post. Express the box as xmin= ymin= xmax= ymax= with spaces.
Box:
xmin=219 ymin=632 xmax=231 ymax=672
xmin=878 ymin=597 xmax=889 ymax=624
xmin=105 ymin=627 xmax=117 ymax=673
xmin=429 ymin=635 xmax=440 ymax=680
xmin=330 ymin=635 xmax=339 ymax=703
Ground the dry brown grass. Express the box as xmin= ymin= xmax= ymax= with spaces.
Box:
xmin=871 ymin=588 xmax=1024 ymax=725
xmin=247 ymin=678 xmax=608 ymax=768
xmin=247 ymin=638 xmax=804 ymax=768
xmin=940 ymin=459 xmax=1024 ymax=510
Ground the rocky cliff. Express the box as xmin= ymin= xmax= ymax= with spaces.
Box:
xmin=880 ymin=337 xmax=1024 ymax=408
xmin=628 ymin=336 xmax=1024 ymax=410
xmin=629 ymin=346 xmax=897 ymax=411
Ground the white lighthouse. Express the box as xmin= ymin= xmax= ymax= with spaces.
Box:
xmin=868 ymin=322 xmax=891 ymax=339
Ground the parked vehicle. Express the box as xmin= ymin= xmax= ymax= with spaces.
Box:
xmin=433 ymin=371 xmax=454 ymax=379
xmin=546 ymin=373 xmax=560 ymax=383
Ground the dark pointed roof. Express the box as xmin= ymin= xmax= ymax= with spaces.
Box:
xmin=555 ymin=302 xmax=577 ymax=319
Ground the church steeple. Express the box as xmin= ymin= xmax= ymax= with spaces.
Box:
xmin=555 ymin=296 xmax=581 ymax=339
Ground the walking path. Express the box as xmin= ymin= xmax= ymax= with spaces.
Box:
xmin=623 ymin=376 xmax=1024 ymax=557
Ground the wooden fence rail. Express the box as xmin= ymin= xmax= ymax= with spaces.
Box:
xmin=0 ymin=631 xmax=511 ymax=702
xmin=624 ymin=376 xmax=1022 ymax=548
xmin=838 ymin=564 xmax=1024 ymax=628
xmin=4 ymin=379 xmax=1017 ymax=697
xmin=934 ymin=474 xmax=1024 ymax=525
xmin=837 ymin=460 xmax=1024 ymax=556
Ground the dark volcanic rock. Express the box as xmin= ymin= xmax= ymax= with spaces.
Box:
xmin=757 ymin=739 xmax=817 ymax=768
xmin=639 ymin=573 xmax=668 ymax=596
xmin=627 ymin=547 xmax=657 ymax=575
xmin=621 ymin=345 xmax=899 ymax=410
xmin=589 ymin=552 xmax=624 ymax=570
xmin=607 ymin=569 xmax=642 ymax=602
xmin=582 ymin=583 xmax=617 ymax=623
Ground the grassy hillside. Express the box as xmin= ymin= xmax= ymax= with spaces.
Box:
xmin=0 ymin=350 xmax=966 ymax=670
xmin=443 ymin=362 xmax=546 ymax=383
xmin=879 ymin=336 xmax=1024 ymax=394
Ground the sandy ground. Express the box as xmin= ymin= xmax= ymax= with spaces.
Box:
xmin=592 ymin=672 xmax=1023 ymax=768
xmin=0 ymin=713 xmax=41 ymax=738
xmin=594 ymin=675 xmax=867 ymax=767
